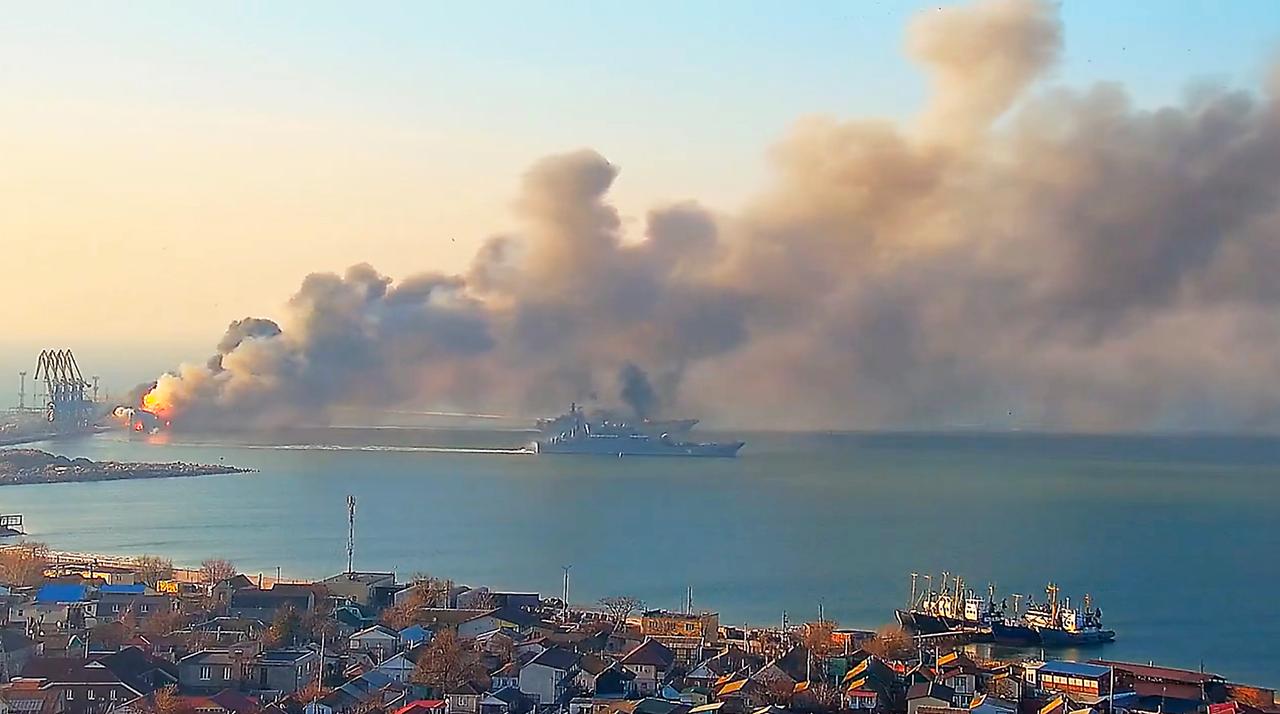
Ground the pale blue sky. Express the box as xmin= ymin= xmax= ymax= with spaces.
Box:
xmin=6 ymin=1 xmax=1277 ymax=214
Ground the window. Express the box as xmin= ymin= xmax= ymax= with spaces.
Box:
xmin=65 ymin=690 xmax=74 ymax=700
xmin=225 ymin=666 xmax=233 ymax=680
xmin=200 ymin=665 xmax=212 ymax=680
xmin=87 ymin=690 xmax=95 ymax=700
xmin=110 ymin=690 xmax=118 ymax=700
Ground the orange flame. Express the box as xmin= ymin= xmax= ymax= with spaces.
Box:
xmin=141 ymin=386 xmax=174 ymax=420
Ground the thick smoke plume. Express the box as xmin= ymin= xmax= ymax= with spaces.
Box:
xmin=144 ymin=0 xmax=1280 ymax=431
xmin=618 ymin=363 xmax=660 ymax=420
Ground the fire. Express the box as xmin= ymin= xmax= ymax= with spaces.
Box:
xmin=141 ymin=386 xmax=174 ymax=420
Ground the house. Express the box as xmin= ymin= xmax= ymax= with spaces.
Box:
xmin=484 ymin=688 xmax=533 ymax=714
xmin=248 ymin=650 xmax=318 ymax=695
xmin=935 ymin=652 xmax=981 ymax=706
xmin=715 ymin=678 xmax=771 ymax=714
xmin=475 ymin=631 xmax=515 ymax=658
xmin=310 ymin=670 xmax=409 ymax=714
xmin=844 ymin=686 xmax=879 ymax=711
xmin=637 ymin=612 xmax=720 ymax=669
xmin=513 ymin=639 xmax=547 ymax=661
xmin=348 ymin=625 xmax=401 ymax=661
xmin=1034 ymin=662 xmax=1112 ymax=701
xmin=111 ymin=688 xmax=262 ymax=714
xmin=621 ymin=640 xmax=676 ymax=697
xmin=394 ymin=701 xmax=448 ymax=714
xmin=177 ymin=650 xmax=244 ymax=694
xmin=458 ymin=608 xmax=542 ymax=640
xmin=372 ymin=647 xmax=423 ymax=684
xmin=95 ymin=586 xmax=175 ymax=623
xmin=445 ymin=682 xmax=485 ymax=714
xmin=519 ymin=647 xmax=580 ymax=706
xmin=399 ymin=626 xmax=432 ymax=648
xmin=970 ymin=693 xmax=1018 ymax=714
xmin=319 ymin=573 xmax=398 ymax=610
xmin=747 ymin=663 xmax=796 ymax=704
xmin=490 ymin=662 xmax=521 ymax=693
xmin=1092 ymin=660 xmax=1225 ymax=704
xmin=0 ymin=627 xmax=38 ymax=675
xmin=906 ymin=682 xmax=957 ymax=714
xmin=593 ymin=669 xmax=636 ymax=701
xmin=227 ymin=586 xmax=315 ymax=621
xmin=687 ymin=650 xmax=761 ymax=692
xmin=22 ymin=585 xmax=93 ymax=630
xmin=19 ymin=647 xmax=178 ymax=714
xmin=0 ymin=678 xmax=62 ymax=714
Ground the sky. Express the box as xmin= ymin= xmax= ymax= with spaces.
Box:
xmin=2 ymin=1 xmax=1280 ymax=425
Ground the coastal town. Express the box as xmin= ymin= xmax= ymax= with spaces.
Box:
xmin=0 ymin=543 xmax=1272 ymax=714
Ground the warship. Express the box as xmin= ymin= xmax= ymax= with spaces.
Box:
xmin=533 ymin=404 xmax=744 ymax=457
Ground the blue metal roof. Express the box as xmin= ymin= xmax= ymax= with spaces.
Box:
xmin=399 ymin=625 xmax=429 ymax=641
xmin=100 ymin=584 xmax=146 ymax=595
xmin=35 ymin=583 xmax=89 ymax=603
xmin=1040 ymin=661 xmax=1111 ymax=679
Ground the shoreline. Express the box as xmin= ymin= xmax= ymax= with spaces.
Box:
xmin=0 ymin=447 xmax=252 ymax=487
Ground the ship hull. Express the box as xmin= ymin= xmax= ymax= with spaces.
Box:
xmin=896 ymin=609 xmax=954 ymax=635
xmin=1035 ymin=626 xmax=1116 ymax=646
xmin=535 ymin=439 xmax=744 ymax=457
xmin=991 ymin=621 xmax=1041 ymax=646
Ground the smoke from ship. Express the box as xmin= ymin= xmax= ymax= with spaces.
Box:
xmin=142 ymin=0 xmax=1280 ymax=431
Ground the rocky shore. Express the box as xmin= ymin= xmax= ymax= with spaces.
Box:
xmin=0 ymin=448 xmax=250 ymax=486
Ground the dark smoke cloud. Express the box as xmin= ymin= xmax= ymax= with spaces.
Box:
xmin=618 ymin=363 xmax=659 ymax=420
xmin=146 ymin=0 xmax=1280 ymax=432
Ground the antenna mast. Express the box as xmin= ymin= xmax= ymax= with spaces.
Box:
xmin=346 ymin=495 xmax=356 ymax=574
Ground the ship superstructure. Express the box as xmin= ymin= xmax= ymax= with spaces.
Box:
xmin=533 ymin=403 xmax=744 ymax=457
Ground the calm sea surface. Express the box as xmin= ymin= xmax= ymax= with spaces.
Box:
xmin=4 ymin=430 xmax=1278 ymax=685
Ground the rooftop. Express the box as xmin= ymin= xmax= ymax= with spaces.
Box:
xmin=1089 ymin=660 xmax=1223 ymax=685
xmin=321 ymin=572 xmax=397 ymax=586
xmin=527 ymin=647 xmax=579 ymax=672
xmin=1039 ymin=661 xmax=1112 ymax=679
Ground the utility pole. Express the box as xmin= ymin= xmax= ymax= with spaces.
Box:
xmin=561 ymin=565 xmax=572 ymax=612
xmin=17 ymin=371 xmax=25 ymax=410
xmin=346 ymin=495 xmax=357 ymax=575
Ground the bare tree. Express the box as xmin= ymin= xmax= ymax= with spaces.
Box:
xmin=800 ymin=620 xmax=836 ymax=660
xmin=135 ymin=555 xmax=174 ymax=587
xmin=598 ymin=595 xmax=645 ymax=624
xmin=200 ymin=558 xmax=237 ymax=585
xmin=411 ymin=628 xmax=486 ymax=694
xmin=862 ymin=624 xmax=913 ymax=661
xmin=266 ymin=605 xmax=302 ymax=648
xmin=94 ymin=621 xmax=128 ymax=649
xmin=145 ymin=687 xmax=196 ymax=714
xmin=142 ymin=608 xmax=189 ymax=638
xmin=0 ymin=541 xmax=49 ymax=586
